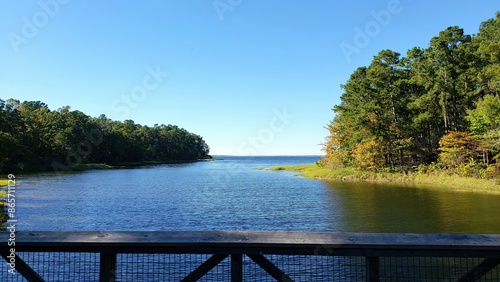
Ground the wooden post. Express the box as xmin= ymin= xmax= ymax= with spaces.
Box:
xmin=100 ymin=253 xmax=116 ymax=282
xmin=231 ymin=254 xmax=243 ymax=282
xmin=366 ymin=256 xmax=379 ymax=282
xmin=2 ymin=231 xmax=500 ymax=281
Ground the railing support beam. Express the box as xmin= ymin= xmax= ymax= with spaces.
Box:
xmin=247 ymin=254 xmax=294 ymax=282
xmin=458 ymin=258 xmax=500 ymax=282
xmin=182 ymin=254 xmax=228 ymax=282
xmin=1 ymin=253 xmax=45 ymax=282
xmin=366 ymin=256 xmax=380 ymax=282
xmin=231 ymin=254 xmax=243 ymax=282
xmin=100 ymin=253 xmax=116 ymax=282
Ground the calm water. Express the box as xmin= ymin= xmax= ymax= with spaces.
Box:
xmin=11 ymin=156 xmax=500 ymax=233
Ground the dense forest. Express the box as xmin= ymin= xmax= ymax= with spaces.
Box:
xmin=0 ymin=99 xmax=211 ymax=173
xmin=321 ymin=13 xmax=500 ymax=179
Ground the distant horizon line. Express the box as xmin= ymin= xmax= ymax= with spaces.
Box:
xmin=211 ymin=155 xmax=324 ymax=157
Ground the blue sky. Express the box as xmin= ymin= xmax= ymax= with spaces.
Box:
xmin=1 ymin=1 xmax=499 ymax=156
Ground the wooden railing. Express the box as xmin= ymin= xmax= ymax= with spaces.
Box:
xmin=1 ymin=231 xmax=500 ymax=281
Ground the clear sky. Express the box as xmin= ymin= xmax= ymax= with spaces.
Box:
xmin=1 ymin=1 xmax=499 ymax=156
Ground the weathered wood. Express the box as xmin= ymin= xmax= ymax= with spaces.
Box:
xmin=366 ymin=256 xmax=379 ymax=282
xmin=247 ymin=254 xmax=294 ymax=282
xmin=458 ymin=258 xmax=500 ymax=282
xmin=1 ymin=231 xmax=499 ymax=258
xmin=231 ymin=254 xmax=243 ymax=282
xmin=99 ymin=253 xmax=116 ymax=282
xmin=181 ymin=254 xmax=228 ymax=282
xmin=1 ymin=252 xmax=46 ymax=282
xmin=0 ymin=231 xmax=499 ymax=280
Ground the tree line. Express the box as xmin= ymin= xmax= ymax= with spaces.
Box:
xmin=0 ymin=99 xmax=211 ymax=172
xmin=322 ymin=13 xmax=500 ymax=179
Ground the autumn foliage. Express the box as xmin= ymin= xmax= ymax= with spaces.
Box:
xmin=437 ymin=131 xmax=475 ymax=168
xmin=322 ymin=13 xmax=500 ymax=178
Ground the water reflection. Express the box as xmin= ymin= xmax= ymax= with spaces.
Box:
xmin=12 ymin=156 xmax=500 ymax=233
xmin=323 ymin=181 xmax=500 ymax=233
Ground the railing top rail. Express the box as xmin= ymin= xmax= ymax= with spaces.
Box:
xmin=2 ymin=231 xmax=500 ymax=256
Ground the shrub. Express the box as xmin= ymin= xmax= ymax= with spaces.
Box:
xmin=456 ymin=158 xmax=479 ymax=177
xmin=352 ymin=140 xmax=384 ymax=171
xmin=438 ymin=131 xmax=476 ymax=168
xmin=479 ymin=164 xmax=500 ymax=179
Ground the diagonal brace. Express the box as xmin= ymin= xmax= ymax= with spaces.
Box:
xmin=181 ymin=254 xmax=228 ymax=282
xmin=247 ymin=254 xmax=294 ymax=282
xmin=458 ymin=258 xmax=500 ymax=282
xmin=1 ymin=252 xmax=45 ymax=282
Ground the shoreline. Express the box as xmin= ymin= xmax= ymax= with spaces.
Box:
xmin=70 ymin=159 xmax=207 ymax=170
xmin=267 ymin=163 xmax=500 ymax=194
xmin=72 ymin=158 xmax=220 ymax=170
xmin=0 ymin=158 xmax=217 ymax=174
xmin=0 ymin=180 xmax=9 ymax=229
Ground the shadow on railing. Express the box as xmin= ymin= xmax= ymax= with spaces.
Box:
xmin=1 ymin=231 xmax=500 ymax=281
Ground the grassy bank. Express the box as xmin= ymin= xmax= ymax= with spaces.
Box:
xmin=72 ymin=159 xmax=213 ymax=170
xmin=1 ymin=158 xmax=215 ymax=174
xmin=269 ymin=164 xmax=500 ymax=194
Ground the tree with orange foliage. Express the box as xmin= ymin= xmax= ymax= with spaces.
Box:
xmin=438 ymin=131 xmax=476 ymax=168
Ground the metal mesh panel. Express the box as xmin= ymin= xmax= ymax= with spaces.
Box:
xmin=481 ymin=263 xmax=500 ymax=281
xmin=116 ymin=253 xmax=232 ymax=281
xmin=1 ymin=253 xmax=499 ymax=281
xmin=379 ymin=257 xmax=500 ymax=282
xmin=243 ymin=255 xmax=365 ymax=281
xmin=0 ymin=252 xmax=100 ymax=282
xmin=116 ymin=254 xmax=359 ymax=281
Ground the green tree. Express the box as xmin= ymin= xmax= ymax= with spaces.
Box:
xmin=0 ymin=99 xmax=211 ymax=173
xmin=0 ymin=99 xmax=24 ymax=170
xmin=366 ymin=49 xmax=414 ymax=168
xmin=405 ymin=47 xmax=446 ymax=163
xmin=475 ymin=12 xmax=500 ymax=95
xmin=467 ymin=95 xmax=500 ymax=164
xmin=425 ymin=26 xmax=475 ymax=132
xmin=467 ymin=95 xmax=500 ymax=135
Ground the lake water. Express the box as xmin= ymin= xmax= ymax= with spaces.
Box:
xmin=12 ymin=156 xmax=500 ymax=233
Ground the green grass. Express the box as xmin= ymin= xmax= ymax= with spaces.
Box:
xmin=269 ymin=164 xmax=365 ymax=180
xmin=0 ymin=181 xmax=8 ymax=229
xmin=268 ymin=163 xmax=500 ymax=194
xmin=67 ymin=160 xmax=211 ymax=171
xmin=69 ymin=163 xmax=115 ymax=171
